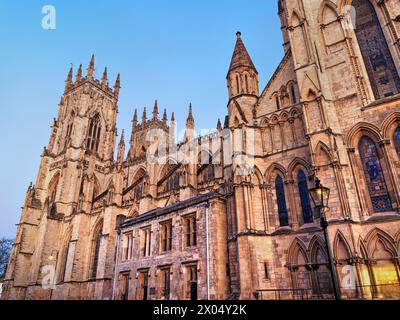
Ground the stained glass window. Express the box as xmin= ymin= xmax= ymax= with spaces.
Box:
xmin=298 ymin=170 xmax=313 ymax=224
xmin=91 ymin=224 xmax=102 ymax=278
xmin=275 ymin=175 xmax=289 ymax=227
xmin=353 ymin=0 xmax=400 ymax=99
xmin=394 ymin=127 xmax=400 ymax=155
xmin=358 ymin=136 xmax=392 ymax=212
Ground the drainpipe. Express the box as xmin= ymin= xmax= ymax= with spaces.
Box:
xmin=205 ymin=202 xmax=210 ymax=300
xmin=111 ymin=230 xmax=121 ymax=300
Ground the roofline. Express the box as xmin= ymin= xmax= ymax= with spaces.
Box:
xmin=120 ymin=191 xmax=225 ymax=229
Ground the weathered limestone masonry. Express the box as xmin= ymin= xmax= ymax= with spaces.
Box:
xmin=3 ymin=0 xmax=400 ymax=300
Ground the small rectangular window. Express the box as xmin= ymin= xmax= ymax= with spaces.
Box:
xmin=183 ymin=214 xmax=197 ymax=248
xmin=141 ymin=227 xmax=151 ymax=257
xmin=158 ymin=267 xmax=171 ymax=300
xmin=136 ymin=270 xmax=149 ymax=300
xmin=185 ymin=264 xmax=198 ymax=300
xmin=160 ymin=220 xmax=173 ymax=252
xmin=122 ymin=232 xmax=133 ymax=261
xmin=263 ymin=262 xmax=269 ymax=279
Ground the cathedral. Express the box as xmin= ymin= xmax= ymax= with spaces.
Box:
xmin=3 ymin=0 xmax=400 ymax=300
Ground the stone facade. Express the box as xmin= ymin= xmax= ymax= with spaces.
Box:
xmin=2 ymin=0 xmax=400 ymax=300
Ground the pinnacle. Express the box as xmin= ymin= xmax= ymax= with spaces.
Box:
xmin=228 ymin=32 xmax=257 ymax=73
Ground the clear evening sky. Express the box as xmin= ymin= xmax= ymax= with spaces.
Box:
xmin=0 ymin=0 xmax=282 ymax=238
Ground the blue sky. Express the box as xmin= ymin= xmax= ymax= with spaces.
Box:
xmin=0 ymin=0 xmax=282 ymax=238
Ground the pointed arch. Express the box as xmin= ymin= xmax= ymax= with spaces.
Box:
xmin=197 ymin=148 xmax=212 ymax=166
xmin=261 ymin=117 xmax=270 ymax=127
xmin=309 ymin=236 xmax=328 ymax=264
xmin=157 ymin=160 xmax=179 ymax=182
xmin=381 ymin=112 xmax=400 ymax=139
xmin=363 ymin=228 xmax=400 ymax=292
xmin=318 ymin=0 xmax=339 ymax=25
xmin=265 ymin=162 xmax=287 ymax=184
xmin=90 ymin=218 xmax=103 ymax=279
xmin=270 ymin=114 xmax=279 ymax=125
xmin=280 ymin=111 xmax=289 ymax=122
xmin=287 ymin=238 xmax=309 ymax=265
xmin=59 ymin=226 xmax=73 ymax=282
xmin=273 ymin=93 xmax=281 ymax=111
xmin=345 ymin=122 xmax=383 ymax=148
xmin=290 ymin=9 xmax=303 ymax=27
xmin=309 ymin=235 xmax=335 ymax=295
xmin=334 ymin=231 xmax=352 ymax=260
xmin=315 ymin=141 xmax=333 ymax=166
xmin=364 ymin=228 xmax=397 ymax=258
xmin=287 ymin=157 xmax=312 ymax=180
xmin=47 ymin=171 xmax=60 ymax=203
xmin=289 ymin=106 xmax=301 ymax=119
xmin=130 ymin=166 xmax=148 ymax=185
xmin=157 ymin=162 xmax=181 ymax=194
xmin=251 ymin=165 xmax=264 ymax=185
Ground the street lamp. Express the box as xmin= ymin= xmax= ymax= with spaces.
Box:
xmin=48 ymin=249 xmax=59 ymax=300
xmin=308 ymin=178 xmax=341 ymax=300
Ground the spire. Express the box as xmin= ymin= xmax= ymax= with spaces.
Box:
xmin=186 ymin=103 xmax=194 ymax=127
xmin=114 ymin=73 xmax=121 ymax=99
xmin=75 ymin=64 xmax=82 ymax=82
xmin=101 ymin=67 xmax=108 ymax=89
xmin=228 ymin=32 xmax=257 ymax=74
xmin=119 ymin=129 xmax=125 ymax=146
xmin=152 ymin=99 xmax=159 ymax=121
xmin=87 ymin=54 xmax=95 ymax=78
xmin=216 ymin=118 xmax=222 ymax=131
xmin=65 ymin=66 xmax=73 ymax=91
xmin=169 ymin=112 xmax=176 ymax=145
xmin=162 ymin=109 xmax=168 ymax=125
xmin=224 ymin=115 xmax=229 ymax=129
xmin=142 ymin=107 xmax=147 ymax=124
xmin=117 ymin=129 xmax=125 ymax=164
xmin=132 ymin=108 xmax=138 ymax=127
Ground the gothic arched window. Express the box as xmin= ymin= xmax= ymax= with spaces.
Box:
xmin=236 ymin=75 xmax=240 ymax=95
xmin=358 ymin=136 xmax=392 ymax=212
xmin=91 ymin=222 xmax=103 ymax=279
xmin=275 ymin=175 xmax=289 ymax=227
xmin=275 ymin=94 xmax=280 ymax=111
xmin=86 ymin=114 xmax=101 ymax=153
xmin=159 ymin=165 xmax=180 ymax=194
xmin=198 ymin=165 xmax=215 ymax=184
xmin=59 ymin=239 xmax=71 ymax=282
xmin=165 ymin=172 xmax=179 ymax=192
xmin=353 ymin=0 xmax=400 ymax=99
xmin=297 ymin=170 xmax=313 ymax=224
xmin=290 ymin=83 xmax=297 ymax=104
xmin=394 ymin=127 xmax=400 ymax=155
